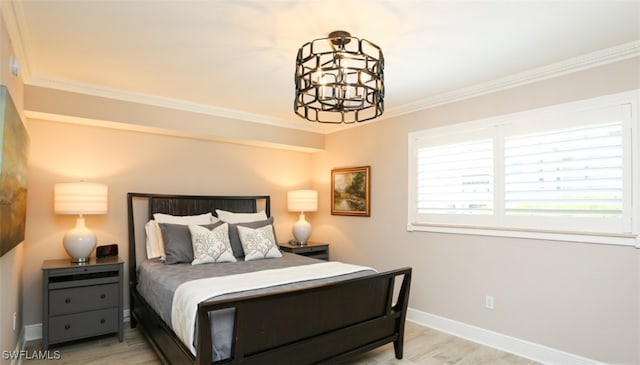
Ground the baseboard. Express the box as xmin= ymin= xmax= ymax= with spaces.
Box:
xmin=406 ymin=308 xmax=605 ymax=365
xmin=10 ymin=327 xmax=25 ymax=365
xmin=23 ymin=323 xmax=41 ymax=342
xmin=13 ymin=324 xmax=62 ymax=365
xmin=17 ymin=308 xmax=602 ymax=364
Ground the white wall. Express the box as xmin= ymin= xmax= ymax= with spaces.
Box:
xmin=310 ymin=57 xmax=640 ymax=364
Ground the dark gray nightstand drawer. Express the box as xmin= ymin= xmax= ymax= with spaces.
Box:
xmin=49 ymin=283 xmax=119 ymax=316
xmin=49 ymin=308 xmax=118 ymax=343
xmin=305 ymin=251 xmax=329 ymax=260
xmin=294 ymin=246 xmax=323 ymax=253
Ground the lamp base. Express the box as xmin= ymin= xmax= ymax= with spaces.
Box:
xmin=70 ymin=257 xmax=90 ymax=264
xmin=292 ymin=212 xmax=312 ymax=245
xmin=288 ymin=239 xmax=306 ymax=247
xmin=63 ymin=217 xmax=97 ymax=263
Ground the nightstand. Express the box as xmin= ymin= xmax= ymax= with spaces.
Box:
xmin=279 ymin=241 xmax=330 ymax=261
xmin=42 ymin=256 xmax=124 ymax=349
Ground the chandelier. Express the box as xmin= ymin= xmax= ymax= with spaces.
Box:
xmin=294 ymin=30 xmax=384 ymax=124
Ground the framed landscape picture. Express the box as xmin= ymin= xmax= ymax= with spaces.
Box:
xmin=331 ymin=166 xmax=370 ymax=217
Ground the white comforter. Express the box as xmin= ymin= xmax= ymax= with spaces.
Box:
xmin=171 ymin=261 xmax=374 ymax=355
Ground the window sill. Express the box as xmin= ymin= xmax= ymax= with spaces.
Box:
xmin=407 ymin=223 xmax=639 ymax=248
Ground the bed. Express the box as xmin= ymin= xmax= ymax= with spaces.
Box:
xmin=127 ymin=192 xmax=412 ymax=364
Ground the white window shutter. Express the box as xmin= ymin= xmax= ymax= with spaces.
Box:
xmin=417 ymin=140 xmax=494 ymax=215
xmin=504 ymin=122 xmax=623 ymax=218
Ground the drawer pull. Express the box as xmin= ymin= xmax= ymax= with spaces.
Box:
xmin=64 ymin=298 xmax=71 ymax=304
xmin=64 ymin=324 xmax=70 ymax=330
xmin=100 ymin=294 xmax=106 ymax=299
xmin=100 ymin=318 xmax=106 ymax=324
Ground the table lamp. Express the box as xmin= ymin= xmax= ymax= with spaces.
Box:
xmin=54 ymin=182 xmax=108 ymax=263
xmin=287 ymin=189 xmax=318 ymax=246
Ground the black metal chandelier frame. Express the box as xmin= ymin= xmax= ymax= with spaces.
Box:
xmin=294 ymin=30 xmax=384 ymax=124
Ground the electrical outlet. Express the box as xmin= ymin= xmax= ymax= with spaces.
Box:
xmin=12 ymin=312 xmax=16 ymax=331
xmin=485 ymin=295 xmax=495 ymax=309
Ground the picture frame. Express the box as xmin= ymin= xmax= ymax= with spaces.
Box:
xmin=331 ymin=166 xmax=370 ymax=217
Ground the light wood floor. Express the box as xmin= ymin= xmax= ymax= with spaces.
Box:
xmin=24 ymin=321 xmax=540 ymax=365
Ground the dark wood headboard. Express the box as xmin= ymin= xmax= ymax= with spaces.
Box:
xmin=148 ymin=194 xmax=270 ymax=218
xmin=126 ymin=193 xmax=271 ymax=290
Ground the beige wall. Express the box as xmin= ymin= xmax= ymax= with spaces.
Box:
xmin=310 ymin=57 xmax=640 ymax=364
xmin=0 ymin=9 xmax=26 ymax=364
xmin=22 ymin=119 xmax=313 ymax=326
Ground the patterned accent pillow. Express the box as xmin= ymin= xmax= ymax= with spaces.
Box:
xmin=227 ymin=217 xmax=275 ymax=258
xmin=188 ymin=223 xmax=237 ymax=265
xmin=237 ymin=225 xmax=282 ymax=261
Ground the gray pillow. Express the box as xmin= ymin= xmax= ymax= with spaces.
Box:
xmin=159 ymin=222 xmax=223 ymax=264
xmin=226 ymin=217 xmax=276 ymax=258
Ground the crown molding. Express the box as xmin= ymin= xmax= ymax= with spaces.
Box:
xmin=25 ymin=75 xmax=327 ymax=133
xmin=386 ymin=40 xmax=640 ymax=118
xmin=323 ymin=40 xmax=640 ymax=135
xmin=20 ymin=37 xmax=640 ymax=135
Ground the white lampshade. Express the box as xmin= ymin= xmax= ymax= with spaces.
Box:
xmin=287 ymin=190 xmax=318 ymax=213
xmin=288 ymin=190 xmax=317 ymax=246
xmin=54 ymin=182 xmax=108 ymax=263
xmin=55 ymin=182 xmax=108 ymax=215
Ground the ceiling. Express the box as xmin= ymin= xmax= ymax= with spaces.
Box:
xmin=4 ymin=1 xmax=640 ymax=132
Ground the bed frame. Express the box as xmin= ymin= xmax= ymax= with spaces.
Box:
xmin=127 ymin=192 xmax=412 ymax=364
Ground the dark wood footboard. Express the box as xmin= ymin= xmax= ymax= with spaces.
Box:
xmin=131 ymin=267 xmax=412 ymax=365
xmin=195 ymin=267 xmax=412 ymax=364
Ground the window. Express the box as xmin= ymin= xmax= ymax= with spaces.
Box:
xmin=408 ymin=91 xmax=639 ymax=246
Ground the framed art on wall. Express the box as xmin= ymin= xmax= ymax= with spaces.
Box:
xmin=0 ymin=85 xmax=30 ymax=257
xmin=331 ymin=166 xmax=370 ymax=217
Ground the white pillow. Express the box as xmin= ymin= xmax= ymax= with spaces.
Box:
xmin=215 ymin=209 xmax=267 ymax=224
xmin=145 ymin=213 xmax=217 ymax=259
xmin=237 ymin=225 xmax=282 ymax=261
xmin=145 ymin=220 xmax=164 ymax=259
xmin=188 ymin=223 xmax=237 ymax=265
xmin=153 ymin=212 xmax=216 ymax=224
